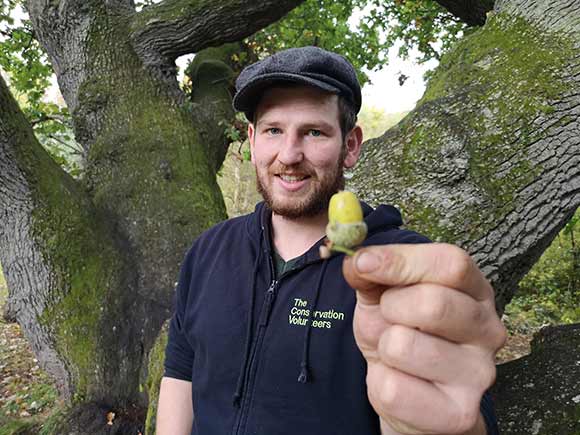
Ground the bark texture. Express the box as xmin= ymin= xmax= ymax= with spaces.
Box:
xmin=492 ymin=324 xmax=580 ymax=434
xmin=0 ymin=72 xmax=135 ymax=402
xmin=0 ymin=0 xmax=300 ymax=431
xmin=130 ymin=0 xmax=305 ymax=80
xmin=349 ymin=0 xmax=580 ymax=314
xmin=434 ymin=0 xmax=495 ymax=26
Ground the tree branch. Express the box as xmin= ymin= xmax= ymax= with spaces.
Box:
xmin=349 ymin=1 xmax=580 ymax=313
xmin=434 ymin=0 xmax=495 ymax=26
xmin=30 ymin=113 xmax=69 ymax=126
xmin=130 ymin=0 xmax=306 ymax=68
xmin=45 ymin=133 xmax=83 ymax=155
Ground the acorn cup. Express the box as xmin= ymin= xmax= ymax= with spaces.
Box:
xmin=320 ymin=191 xmax=367 ymax=259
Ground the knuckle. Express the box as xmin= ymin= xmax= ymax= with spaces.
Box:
xmin=353 ymin=316 xmax=381 ymax=353
xmin=475 ymin=362 xmax=497 ymax=390
xmin=379 ymin=325 xmax=415 ymax=365
xmin=383 ymin=248 xmax=409 ymax=282
xmin=493 ymin=322 xmax=508 ymax=351
xmin=443 ymin=246 xmax=474 ymax=285
xmin=378 ymin=374 xmax=400 ymax=409
xmin=470 ymin=303 xmax=485 ymax=324
xmin=418 ymin=286 xmax=449 ymax=324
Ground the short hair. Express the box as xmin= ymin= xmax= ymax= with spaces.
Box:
xmin=337 ymin=95 xmax=357 ymax=140
xmin=251 ymin=85 xmax=358 ymax=141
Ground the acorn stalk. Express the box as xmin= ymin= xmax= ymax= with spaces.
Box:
xmin=320 ymin=191 xmax=367 ymax=258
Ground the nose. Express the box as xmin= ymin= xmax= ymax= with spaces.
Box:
xmin=277 ymin=130 xmax=304 ymax=166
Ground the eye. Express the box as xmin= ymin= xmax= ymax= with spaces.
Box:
xmin=267 ymin=127 xmax=282 ymax=135
xmin=308 ymin=129 xmax=322 ymax=137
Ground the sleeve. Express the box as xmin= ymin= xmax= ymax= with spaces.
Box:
xmin=480 ymin=390 xmax=499 ymax=435
xmin=163 ymin=245 xmax=197 ymax=381
xmin=366 ymin=228 xmax=432 ymax=246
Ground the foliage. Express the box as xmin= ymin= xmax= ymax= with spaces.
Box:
xmin=357 ymin=105 xmax=408 ymax=139
xmin=0 ymin=0 xmax=83 ymax=177
xmin=504 ymin=208 xmax=580 ymax=332
xmin=1 ymin=0 xmax=467 ymax=179
xmin=0 ymin=383 xmax=58 ymax=421
xmin=243 ymin=0 xmax=465 ymax=86
xmin=519 ymin=208 xmax=579 ymax=297
xmin=504 ymin=291 xmax=580 ymax=334
xmin=364 ymin=0 xmax=466 ymax=63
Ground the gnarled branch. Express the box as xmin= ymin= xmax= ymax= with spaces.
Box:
xmin=350 ymin=0 xmax=580 ymax=313
xmin=129 ymin=0 xmax=305 ymax=70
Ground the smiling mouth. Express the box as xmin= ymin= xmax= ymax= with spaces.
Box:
xmin=277 ymin=174 xmax=310 ymax=182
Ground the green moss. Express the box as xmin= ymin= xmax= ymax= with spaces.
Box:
xmin=419 ymin=12 xmax=574 ymax=208
xmin=32 ymin=180 xmax=125 ymax=400
xmin=82 ymin=10 xmax=227 ymax=237
xmin=402 ymin=199 xmax=457 ymax=243
xmin=366 ymin=12 xmax=577 ymax=242
xmin=5 ymin=0 xmax=227 ymax=411
xmin=144 ymin=323 xmax=169 ymax=435
xmin=41 ymin=2 xmax=225 ymax=405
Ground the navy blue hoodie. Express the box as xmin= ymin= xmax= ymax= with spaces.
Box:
xmin=164 ymin=202 xmax=498 ymax=435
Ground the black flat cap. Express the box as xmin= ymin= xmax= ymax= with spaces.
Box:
xmin=233 ymin=46 xmax=362 ymax=121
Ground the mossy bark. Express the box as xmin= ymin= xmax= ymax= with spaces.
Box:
xmin=0 ymin=0 xmax=300 ymax=432
xmin=349 ymin=0 xmax=580 ymax=313
xmin=143 ymin=322 xmax=168 ymax=435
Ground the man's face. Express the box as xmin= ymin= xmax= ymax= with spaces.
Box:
xmin=248 ymin=85 xmax=362 ymax=219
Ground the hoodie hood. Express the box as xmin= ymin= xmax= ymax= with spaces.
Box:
xmin=247 ymin=200 xmax=403 ymax=244
xmin=362 ymin=202 xmax=403 ymax=235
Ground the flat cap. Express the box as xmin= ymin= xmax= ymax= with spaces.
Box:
xmin=233 ymin=46 xmax=362 ymax=121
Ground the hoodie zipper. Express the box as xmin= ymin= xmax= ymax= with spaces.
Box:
xmin=232 ymin=255 xmax=278 ymax=435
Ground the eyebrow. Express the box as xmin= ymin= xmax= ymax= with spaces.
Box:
xmin=257 ymin=119 xmax=337 ymax=131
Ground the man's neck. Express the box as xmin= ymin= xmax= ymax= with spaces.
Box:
xmin=271 ymin=211 xmax=328 ymax=261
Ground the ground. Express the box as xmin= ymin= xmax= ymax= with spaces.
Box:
xmin=0 ymin=280 xmax=61 ymax=434
xmin=495 ymin=329 xmax=533 ymax=364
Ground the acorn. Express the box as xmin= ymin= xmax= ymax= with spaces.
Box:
xmin=320 ymin=191 xmax=367 ymax=258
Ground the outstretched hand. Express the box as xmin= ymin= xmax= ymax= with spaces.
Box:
xmin=343 ymin=243 xmax=506 ymax=435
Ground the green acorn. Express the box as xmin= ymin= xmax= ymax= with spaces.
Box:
xmin=320 ymin=191 xmax=367 ymax=258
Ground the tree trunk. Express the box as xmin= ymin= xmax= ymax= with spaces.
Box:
xmin=349 ymin=0 xmax=580 ymax=313
xmin=492 ymin=324 xmax=580 ymax=434
xmin=0 ymin=0 xmax=304 ymax=431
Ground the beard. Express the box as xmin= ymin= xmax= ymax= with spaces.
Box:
xmin=255 ymin=152 xmax=346 ymax=219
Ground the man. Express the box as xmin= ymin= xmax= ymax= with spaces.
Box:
xmin=157 ymin=46 xmax=506 ymax=435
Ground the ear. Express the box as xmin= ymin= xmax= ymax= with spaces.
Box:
xmin=247 ymin=122 xmax=256 ymax=165
xmin=343 ymin=125 xmax=363 ymax=169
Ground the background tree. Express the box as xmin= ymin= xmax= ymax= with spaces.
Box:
xmin=0 ymin=0 xmax=578 ymax=434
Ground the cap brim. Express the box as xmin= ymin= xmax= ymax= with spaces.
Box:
xmin=233 ymin=72 xmax=341 ymax=120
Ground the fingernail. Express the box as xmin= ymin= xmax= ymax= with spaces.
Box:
xmin=355 ymin=252 xmax=380 ymax=273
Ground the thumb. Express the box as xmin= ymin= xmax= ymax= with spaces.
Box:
xmin=343 ymin=249 xmax=386 ymax=306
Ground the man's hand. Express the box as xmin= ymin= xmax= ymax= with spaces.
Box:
xmin=342 ymin=243 xmax=507 ymax=435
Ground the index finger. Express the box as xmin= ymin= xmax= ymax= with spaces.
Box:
xmin=342 ymin=243 xmax=493 ymax=304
